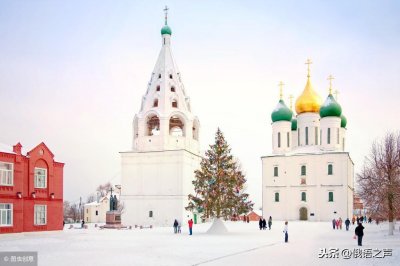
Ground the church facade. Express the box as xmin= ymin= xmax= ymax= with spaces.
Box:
xmin=262 ymin=61 xmax=354 ymax=221
xmin=120 ymin=12 xmax=201 ymax=226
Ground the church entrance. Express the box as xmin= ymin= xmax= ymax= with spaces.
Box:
xmin=299 ymin=207 xmax=308 ymax=220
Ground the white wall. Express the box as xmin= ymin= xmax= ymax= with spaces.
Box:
xmin=121 ymin=149 xmax=201 ymax=226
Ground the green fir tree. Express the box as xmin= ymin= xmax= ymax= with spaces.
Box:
xmin=186 ymin=128 xmax=254 ymax=220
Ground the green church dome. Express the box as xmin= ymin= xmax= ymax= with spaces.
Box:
xmin=291 ymin=118 xmax=297 ymax=130
xmin=341 ymin=115 xmax=347 ymax=128
xmin=271 ymin=100 xmax=293 ymax=123
xmin=320 ymin=94 xmax=342 ymax=118
xmin=161 ymin=25 xmax=172 ymax=35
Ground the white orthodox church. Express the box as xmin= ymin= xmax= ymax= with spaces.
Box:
xmin=120 ymin=12 xmax=202 ymax=226
xmin=262 ymin=61 xmax=354 ymax=221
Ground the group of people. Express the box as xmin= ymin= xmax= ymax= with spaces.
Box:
xmin=332 ymin=217 xmax=352 ymax=231
xmin=258 ymin=216 xmax=272 ymax=230
xmin=352 ymin=216 xmax=372 ymax=225
xmin=173 ymin=218 xmax=193 ymax=235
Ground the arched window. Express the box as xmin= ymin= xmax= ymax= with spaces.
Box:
xmin=328 ymin=164 xmax=333 ymax=175
xmin=278 ymin=132 xmax=281 ymax=148
xmin=274 ymin=166 xmax=278 ymax=177
xmin=146 ymin=115 xmax=160 ymax=136
xmin=169 ymin=116 xmax=184 ymax=136
xmin=169 ymin=74 xmax=173 ymax=79
xmin=274 ymin=192 xmax=280 ymax=202
xmin=287 ymin=132 xmax=290 ymax=147
xmin=301 ymin=165 xmax=306 ymax=176
xmin=158 ymin=74 xmax=161 ymax=79
xmin=298 ymin=130 xmax=300 ymax=146
xmin=337 ymin=128 xmax=340 ymax=144
xmin=149 ymin=211 xmax=153 ymax=217
xmin=156 ymin=85 xmax=160 ymax=91
xmin=171 ymin=86 xmax=175 ymax=92
xmin=301 ymin=192 xmax=306 ymax=202
xmin=172 ymin=99 xmax=178 ymax=108
xmin=153 ymin=99 xmax=158 ymax=107
xmin=315 ymin=127 xmax=318 ymax=145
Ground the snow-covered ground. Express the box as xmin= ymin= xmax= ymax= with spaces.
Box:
xmin=0 ymin=221 xmax=398 ymax=266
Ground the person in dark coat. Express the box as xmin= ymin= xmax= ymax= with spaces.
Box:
xmin=283 ymin=221 xmax=288 ymax=243
xmin=262 ymin=218 xmax=267 ymax=230
xmin=259 ymin=218 xmax=263 ymax=230
xmin=268 ymin=216 xmax=272 ymax=230
xmin=332 ymin=218 xmax=336 ymax=229
xmin=345 ymin=218 xmax=350 ymax=231
xmin=173 ymin=219 xmax=178 ymax=234
xmin=355 ymin=222 xmax=365 ymax=246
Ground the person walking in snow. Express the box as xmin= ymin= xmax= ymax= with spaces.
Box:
xmin=188 ymin=219 xmax=193 ymax=235
xmin=283 ymin=221 xmax=288 ymax=243
xmin=345 ymin=218 xmax=350 ymax=231
xmin=355 ymin=222 xmax=365 ymax=246
xmin=173 ymin=219 xmax=178 ymax=234
xmin=339 ymin=217 xmax=343 ymax=230
xmin=259 ymin=218 xmax=263 ymax=230
xmin=262 ymin=218 xmax=267 ymax=230
xmin=352 ymin=217 xmax=355 ymax=225
xmin=332 ymin=218 xmax=336 ymax=230
xmin=268 ymin=216 xmax=272 ymax=230
xmin=177 ymin=220 xmax=181 ymax=233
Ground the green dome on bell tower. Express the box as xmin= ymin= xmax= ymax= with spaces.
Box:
xmin=161 ymin=6 xmax=172 ymax=35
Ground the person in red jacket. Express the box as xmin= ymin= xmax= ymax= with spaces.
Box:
xmin=188 ymin=219 xmax=193 ymax=235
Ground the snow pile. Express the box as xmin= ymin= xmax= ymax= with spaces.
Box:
xmin=206 ymin=218 xmax=228 ymax=234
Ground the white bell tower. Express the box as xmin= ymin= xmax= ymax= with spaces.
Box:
xmin=121 ymin=8 xmax=202 ymax=227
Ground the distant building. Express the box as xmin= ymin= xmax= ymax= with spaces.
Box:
xmin=262 ymin=62 xmax=354 ymax=221
xmin=84 ymin=187 xmax=120 ymax=223
xmin=353 ymin=195 xmax=364 ymax=217
xmin=0 ymin=142 xmax=64 ymax=234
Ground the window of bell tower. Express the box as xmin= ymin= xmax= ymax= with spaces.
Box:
xmin=169 ymin=116 xmax=184 ymax=136
xmin=172 ymin=99 xmax=178 ymax=108
xmin=153 ymin=99 xmax=158 ymax=107
xmin=146 ymin=115 xmax=160 ymax=136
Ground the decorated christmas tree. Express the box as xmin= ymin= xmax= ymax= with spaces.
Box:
xmin=186 ymin=128 xmax=253 ymax=222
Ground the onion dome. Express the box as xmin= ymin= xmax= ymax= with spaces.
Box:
xmin=295 ymin=78 xmax=322 ymax=114
xmin=291 ymin=118 xmax=297 ymax=130
xmin=161 ymin=25 xmax=172 ymax=35
xmin=341 ymin=115 xmax=347 ymax=128
xmin=271 ymin=100 xmax=293 ymax=123
xmin=320 ymin=94 xmax=342 ymax=118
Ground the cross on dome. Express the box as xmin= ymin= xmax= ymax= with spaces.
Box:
xmin=305 ymin=58 xmax=312 ymax=78
xmin=327 ymin=75 xmax=335 ymax=95
xmin=278 ymin=81 xmax=285 ymax=100
xmin=164 ymin=6 xmax=169 ymax=25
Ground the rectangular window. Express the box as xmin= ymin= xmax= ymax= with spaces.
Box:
xmin=149 ymin=211 xmax=153 ymax=218
xmin=328 ymin=192 xmax=334 ymax=202
xmin=301 ymin=192 xmax=306 ymax=202
xmin=34 ymin=205 xmax=47 ymax=225
xmin=305 ymin=127 xmax=309 ymax=145
xmin=301 ymin=165 xmax=306 ymax=176
xmin=337 ymin=128 xmax=340 ymax=144
xmin=273 ymin=166 xmax=278 ymax=177
xmin=287 ymin=132 xmax=290 ymax=147
xmin=0 ymin=162 xmax=13 ymax=186
xmin=298 ymin=129 xmax=300 ymax=146
xmin=328 ymin=164 xmax=333 ymax=175
xmin=95 ymin=210 xmax=98 ymax=216
xmin=34 ymin=168 xmax=47 ymax=188
xmin=278 ymin=132 xmax=281 ymax=148
xmin=327 ymin=128 xmax=331 ymax=144
xmin=274 ymin=192 xmax=280 ymax=202
xmin=0 ymin=203 xmax=12 ymax=226
xmin=315 ymin=127 xmax=318 ymax=145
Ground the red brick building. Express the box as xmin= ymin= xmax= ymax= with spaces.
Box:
xmin=0 ymin=142 xmax=64 ymax=234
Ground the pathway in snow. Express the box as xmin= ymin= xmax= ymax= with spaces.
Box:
xmin=0 ymin=221 xmax=398 ymax=266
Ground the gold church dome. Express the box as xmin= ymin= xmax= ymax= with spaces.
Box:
xmin=295 ymin=59 xmax=322 ymax=114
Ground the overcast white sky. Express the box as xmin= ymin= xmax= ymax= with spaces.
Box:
xmin=0 ymin=1 xmax=399 ymax=207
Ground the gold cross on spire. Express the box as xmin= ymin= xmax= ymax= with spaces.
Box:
xmin=327 ymin=74 xmax=335 ymax=94
xmin=305 ymin=58 xmax=312 ymax=78
xmin=334 ymin=89 xmax=339 ymax=101
xmin=164 ymin=6 xmax=169 ymax=25
xmin=278 ymin=81 xmax=284 ymax=100
xmin=289 ymin=94 xmax=294 ymax=111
